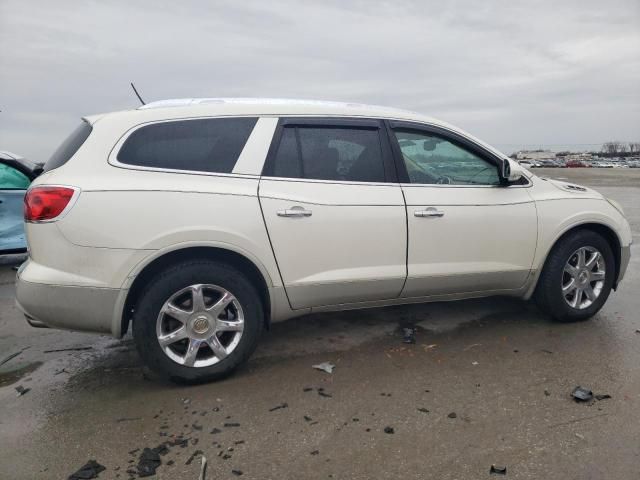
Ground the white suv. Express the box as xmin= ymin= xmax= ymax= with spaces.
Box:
xmin=16 ymin=98 xmax=631 ymax=382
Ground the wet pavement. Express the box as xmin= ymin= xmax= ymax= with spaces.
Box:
xmin=1 ymin=169 xmax=639 ymax=479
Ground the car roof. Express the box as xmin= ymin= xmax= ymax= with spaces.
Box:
xmin=0 ymin=150 xmax=42 ymax=179
xmin=84 ymin=97 xmax=510 ymax=160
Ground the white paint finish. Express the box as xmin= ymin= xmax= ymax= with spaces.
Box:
xmin=232 ymin=117 xmax=278 ymax=175
xmin=259 ymin=179 xmax=406 ymax=309
xmin=401 ymin=184 xmax=537 ymax=297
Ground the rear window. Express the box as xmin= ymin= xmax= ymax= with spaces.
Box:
xmin=117 ymin=117 xmax=257 ymax=173
xmin=44 ymin=120 xmax=93 ymax=173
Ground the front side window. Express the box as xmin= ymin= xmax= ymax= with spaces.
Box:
xmin=117 ymin=117 xmax=257 ymax=173
xmin=393 ymin=130 xmax=500 ymax=185
xmin=269 ymin=126 xmax=386 ymax=182
xmin=0 ymin=163 xmax=30 ymax=190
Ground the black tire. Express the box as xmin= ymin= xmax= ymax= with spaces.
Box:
xmin=132 ymin=260 xmax=263 ymax=383
xmin=535 ymin=229 xmax=615 ymax=322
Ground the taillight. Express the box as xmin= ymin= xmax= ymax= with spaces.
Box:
xmin=24 ymin=186 xmax=77 ymax=222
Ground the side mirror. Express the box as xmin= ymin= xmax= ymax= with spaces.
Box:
xmin=500 ymin=158 xmax=524 ymax=184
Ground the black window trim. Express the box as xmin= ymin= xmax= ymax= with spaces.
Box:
xmin=385 ymin=120 xmax=508 ymax=186
xmin=261 ymin=117 xmax=398 ymax=184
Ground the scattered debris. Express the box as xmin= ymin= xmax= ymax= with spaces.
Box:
xmin=234 ymin=440 xmax=245 ymax=445
xmin=0 ymin=350 xmax=23 ymax=367
xmin=43 ymin=346 xmax=93 ymax=353
xmin=269 ymin=403 xmax=288 ymax=412
xmin=312 ymin=362 xmax=335 ymax=374
xmin=68 ymin=460 xmax=106 ymax=479
xmin=54 ymin=368 xmax=68 ymax=375
xmin=471 ymin=361 xmax=479 ymax=366
xmin=232 ymin=470 xmax=243 ymax=476
xmin=383 ymin=426 xmax=394 ymax=434
xmin=402 ymin=327 xmax=416 ymax=344
xmin=417 ymin=408 xmax=429 ymax=413
xmin=490 ymin=465 xmax=507 ymax=475
xmin=544 ymin=390 xmax=551 ymax=397
xmin=304 ymin=415 xmax=313 ymax=422
xmin=303 ymin=387 xmax=313 ymax=392
xmin=198 ymin=455 xmax=207 ymax=480
xmin=447 ymin=412 xmax=457 ymax=419
xmin=423 ymin=344 xmax=438 ymax=351
xmin=185 ymin=450 xmax=203 ymax=465
xmin=15 ymin=385 xmax=30 ymax=397
xmin=571 ymin=386 xmax=593 ymax=402
xmin=310 ymin=450 xmax=319 ymax=455
xmin=575 ymin=433 xmax=585 ymax=440
xmin=210 ymin=428 xmax=222 ymax=434
xmin=540 ymin=349 xmax=553 ymax=354
xmin=595 ymin=394 xmax=611 ymax=401
xmin=116 ymin=417 xmax=141 ymax=423
xmin=224 ymin=422 xmax=241 ymax=427
xmin=463 ymin=343 xmax=482 ymax=351
xmin=192 ymin=423 xmax=203 ymax=431
xmin=318 ymin=391 xmax=332 ymax=398
xmin=137 ymin=448 xmax=161 ymax=477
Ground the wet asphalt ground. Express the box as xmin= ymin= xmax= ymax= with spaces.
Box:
xmin=1 ymin=168 xmax=639 ymax=479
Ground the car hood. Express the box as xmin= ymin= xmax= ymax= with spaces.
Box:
xmin=542 ymin=178 xmax=604 ymax=200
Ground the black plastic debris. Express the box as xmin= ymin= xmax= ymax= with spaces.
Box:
xmin=15 ymin=385 xmax=30 ymax=397
xmin=402 ymin=327 xmax=416 ymax=344
xmin=303 ymin=387 xmax=313 ymax=392
xmin=232 ymin=470 xmax=243 ymax=476
xmin=224 ymin=422 xmax=240 ymax=427
xmin=43 ymin=346 xmax=93 ymax=353
xmin=304 ymin=415 xmax=313 ymax=422
xmin=447 ymin=412 xmax=457 ymax=419
xmin=571 ymin=386 xmax=593 ymax=402
xmin=310 ymin=450 xmax=319 ymax=455
xmin=417 ymin=408 xmax=429 ymax=413
xmin=269 ymin=403 xmax=288 ymax=412
xmin=210 ymin=428 xmax=222 ymax=434
xmin=490 ymin=465 xmax=507 ymax=475
xmin=136 ymin=448 xmax=161 ymax=477
xmin=544 ymin=390 xmax=551 ymax=397
xmin=595 ymin=394 xmax=612 ymax=401
xmin=68 ymin=460 xmax=106 ymax=479
xmin=383 ymin=426 xmax=394 ymax=434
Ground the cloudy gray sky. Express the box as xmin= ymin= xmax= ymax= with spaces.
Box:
xmin=1 ymin=0 xmax=639 ymax=162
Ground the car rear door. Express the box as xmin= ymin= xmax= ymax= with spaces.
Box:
xmin=259 ymin=118 xmax=407 ymax=309
xmin=388 ymin=121 xmax=537 ymax=297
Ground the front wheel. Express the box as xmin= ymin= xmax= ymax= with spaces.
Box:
xmin=132 ymin=261 xmax=263 ymax=383
xmin=535 ymin=230 xmax=615 ymax=322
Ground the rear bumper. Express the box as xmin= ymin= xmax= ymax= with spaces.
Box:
xmin=16 ymin=275 xmax=120 ymax=336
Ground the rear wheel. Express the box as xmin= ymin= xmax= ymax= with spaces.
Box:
xmin=133 ymin=261 xmax=263 ymax=383
xmin=535 ymin=230 xmax=614 ymax=322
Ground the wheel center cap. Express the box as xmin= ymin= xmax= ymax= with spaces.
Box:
xmin=192 ymin=316 xmax=211 ymax=334
xmin=578 ymin=270 xmax=589 ymax=285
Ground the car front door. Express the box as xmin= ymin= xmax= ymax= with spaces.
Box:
xmin=259 ymin=118 xmax=407 ymax=309
xmin=388 ymin=121 xmax=537 ymax=298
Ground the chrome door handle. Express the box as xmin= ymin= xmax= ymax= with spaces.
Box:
xmin=414 ymin=208 xmax=444 ymax=218
xmin=277 ymin=207 xmax=312 ymax=218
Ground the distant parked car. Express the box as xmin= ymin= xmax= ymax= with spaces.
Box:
xmin=566 ymin=160 xmax=588 ymax=168
xmin=15 ymin=98 xmax=632 ymax=382
xmin=0 ymin=151 xmax=42 ymax=253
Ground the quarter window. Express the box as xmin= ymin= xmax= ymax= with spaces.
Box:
xmin=393 ymin=130 xmax=500 ymax=185
xmin=117 ymin=117 xmax=257 ymax=173
xmin=268 ymin=126 xmax=386 ymax=182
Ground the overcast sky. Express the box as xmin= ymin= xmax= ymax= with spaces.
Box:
xmin=1 ymin=0 xmax=638 ymax=161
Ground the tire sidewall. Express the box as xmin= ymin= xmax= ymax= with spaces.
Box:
xmin=133 ymin=261 xmax=263 ymax=383
xmin=539 ymin=230 xmax=615 ymax=321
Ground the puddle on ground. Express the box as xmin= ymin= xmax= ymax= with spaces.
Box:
xmin=0 ymin=361 xmax=43 ymax=387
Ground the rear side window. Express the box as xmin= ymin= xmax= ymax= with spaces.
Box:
xmin=44 ymin=120 xmax=93 ymax=173
xmin=268 ymin=126 xmax=386 ymax=182
xmin=117 ymin=117 xmax=257 ymax=173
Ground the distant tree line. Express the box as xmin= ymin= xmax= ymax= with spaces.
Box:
xmin=600 ymin=141 xmax=640 ymax=157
